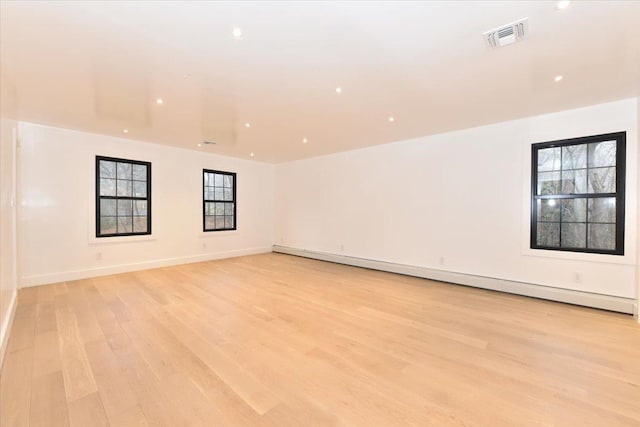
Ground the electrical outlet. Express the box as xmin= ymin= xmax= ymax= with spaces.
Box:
xmin=340 ymin=244 xmax=344 ymax=252
xmin=96 ymin=252 xmax=102 ymax=261
xmin=439 ymin=257 xmax=445 ymax=266
xmin=202 ymin=242 xmax=207 ymax=249
xmin=574 ymin=272 xmax=582 ymax=283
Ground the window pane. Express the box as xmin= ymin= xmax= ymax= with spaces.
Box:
xmin=205 ymin=202 xmax=215 ymax=216
xmin=588 ymin=224 xmax=615 ymax=250
xmin=215 ymin=203 xmax=225 ymax=215
xmin=537 ymin=223 xmax=560 ymax=247
xmin=100 ymin=217 xmax=117 ymax=235
xmin=100 ymin=178 xmax=116 ymax=196
xmin=561 ymin=198 xmax=586 ymax=223
xmin=100 ymin=199 xmax=117 ymax=216
xmin=134 ymin=200 xmax=147 ymax=216
xmin=117 ymin=179 xmax=132 ymax=197
xmin=117 ymin=217 xmax=132 ymax=233
xmin=588 ymin=198 xmax=615 ymax=223
xmin=537 ymin=171 xmax=561 ymax=195
xmin=561 ymin=170 xmax=587 ymax=194
xmin=224 ymin=203 xmax=234 ymax=216
xmin=133 ymin=216 xmax=148 ymax=233
xmin=215 ymin=216 xmax=225 ymax=229
xmin=225 ymin=216 xmax=234 ymax=229
xmin=214 ymin=188 xmax=224 ymax=200
xmin=133 ymin=181 xmax=147 ymax=198
xmin=99 ymin=161 xmax=116 ymax=178
xmin=117 ymin=199 xmax=133 ymax=216
xmin=117 ymin=162 xmax=132 ymax=179
xmin=224 ymin=188 xmax=233 ymax=201
xmin=561 ymin=223 xmax=586 ymax=248
xmin=537 ymin=199 xmax=560 ymax=222
xmin=562 ymin=145 xmax=587 ymax=170
xmin=204 ymin=187 xmax=214 ymax=200
xmin=214 ymin=174 xmax=224 ymax=187
xmin=132 ymin=164 xmax=147 ymax=181
xmin=205 ymin=216 xmax=216 ymax=230
xmin=537 ymin=147 xmax=561 ymax=172
xmin=223 ymin=175 xmax=233 ymax=188
xmin=588 ymin=141 xmax=616 ymax=168
xmin=588 ymin=167 xmax=615 ymax=193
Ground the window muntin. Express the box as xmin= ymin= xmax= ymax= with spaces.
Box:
xmin=96 ymin=156 xmax=151 ymax=237
xmin=531 ymin=132 xmax=625 ymax=255
xmin=203 ymin=169 xmax=236 ymax=232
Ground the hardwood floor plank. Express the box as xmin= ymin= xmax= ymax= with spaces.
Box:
xmin=29 ymin=371 xmax=69 ymax=427
xmin=54 ymin=303 xmax=98 ymax=403
xmin=32 ymin=330 xmax=62 ymax=379
xmin=67 ymin=392 xmax=109 ymax=427
xmin=0 ymin=347 xmax=33 ymax=427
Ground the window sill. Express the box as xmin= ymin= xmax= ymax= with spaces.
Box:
xmin=522 ymin=247 xmax=635 ymax=265
xmin=88 ymin=234 xmax=157 ymax=245
xmin=200 ymin=230 xmax=239 ymax=237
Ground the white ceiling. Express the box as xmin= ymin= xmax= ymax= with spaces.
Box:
xmin=1 ymin=1 xmax=639 ymax=163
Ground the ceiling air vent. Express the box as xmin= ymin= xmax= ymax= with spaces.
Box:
xmin=202 ymin=140 xmax=216 ymax=145
xmin=484 ymin=18 xmax=528 ymax=48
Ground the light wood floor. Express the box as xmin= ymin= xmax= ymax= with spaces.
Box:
xmin=1 ymin=253 xmax=639 ymax=426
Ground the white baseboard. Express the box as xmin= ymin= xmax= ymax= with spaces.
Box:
xmin=273 ymin=245 xmax=635 ymax=314
xmin=21 ymin=246 xmax=272 ymax=288
xmin=0 ymin=289 xmax=18 ymax=370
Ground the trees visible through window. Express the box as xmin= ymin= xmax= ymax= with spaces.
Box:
xmin=203 ymin=169 xmax=236 ymax=231
xmin=96 ymin=156 xmax=151 ymax=237
xmin=531 ymin=132 xmax=625 ymax=255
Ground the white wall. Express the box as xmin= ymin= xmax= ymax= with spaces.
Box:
xmin=275 ymin=98 xmax=638 ymax=300
xmin=19 ymin=123 xmax=274 ymax=286
xmin=0 ymin=117 xmax=19 ymax=366
xmin=637 ymin=97 xmax=640 ymax=319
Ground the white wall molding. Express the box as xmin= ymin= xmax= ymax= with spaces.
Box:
xmin=0 ymin=290 xmax=17 ymax=370
xmin=273 ymin=245 xmax=635 ymax=314
xmin=21 ymin=246 xmax=272 ymax=288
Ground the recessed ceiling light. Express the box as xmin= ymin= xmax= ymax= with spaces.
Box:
xmin=303 ymin=137 xmax=308 ymax=144
xmin=233 ymin=27 xmax=243 ymax=39
xmin=245 ymin=122 xmax=251 ymax=128
xmin=123 ymin=129 xmax=128 ymax=133
xmin=250 ymin=152 xmax=254 ymax=157
xmin=197 ymin=143 xmax=202 ymax=147
xmin=183 ymin=73 xmax=191 ymax=79
xmin=388 ymin=117 xmax=395 ymax=122
xmin=554 ymin=75 xmax=564 ymax=82
xmin=335 ymin=87 xmax=342 ymax=94
xmin=556 ymin=0 xmax=571 ymax=10
xmin=156 ymin=98 xmax=164 ymax=104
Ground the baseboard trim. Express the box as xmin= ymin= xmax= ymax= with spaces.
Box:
xmin=0 ymin=290 xmax=18 ymax=371
xmin=273 ymin=245 xmax=635 ymax=314
xmin=21 ymin=246 xmax=273 ymax=287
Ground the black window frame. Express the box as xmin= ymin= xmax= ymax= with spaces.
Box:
xmin=95 ymin=155 xmax=152 ymax=238
xmin=530 ymin=131 xmax=626 ymax=255
xmin=203 ymin=169 xmax=237 ymax=232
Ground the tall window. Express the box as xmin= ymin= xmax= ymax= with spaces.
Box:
xmin=531 ymin=132 xmax=625 ymax=255
xmin=96 ymin=156 xmax=151 ymax=237
xmin=203 ymin=169 xmax=236 ymax=231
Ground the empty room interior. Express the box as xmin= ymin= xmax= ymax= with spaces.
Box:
xmin=1 ymin=0 xmax=640 ymax=426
